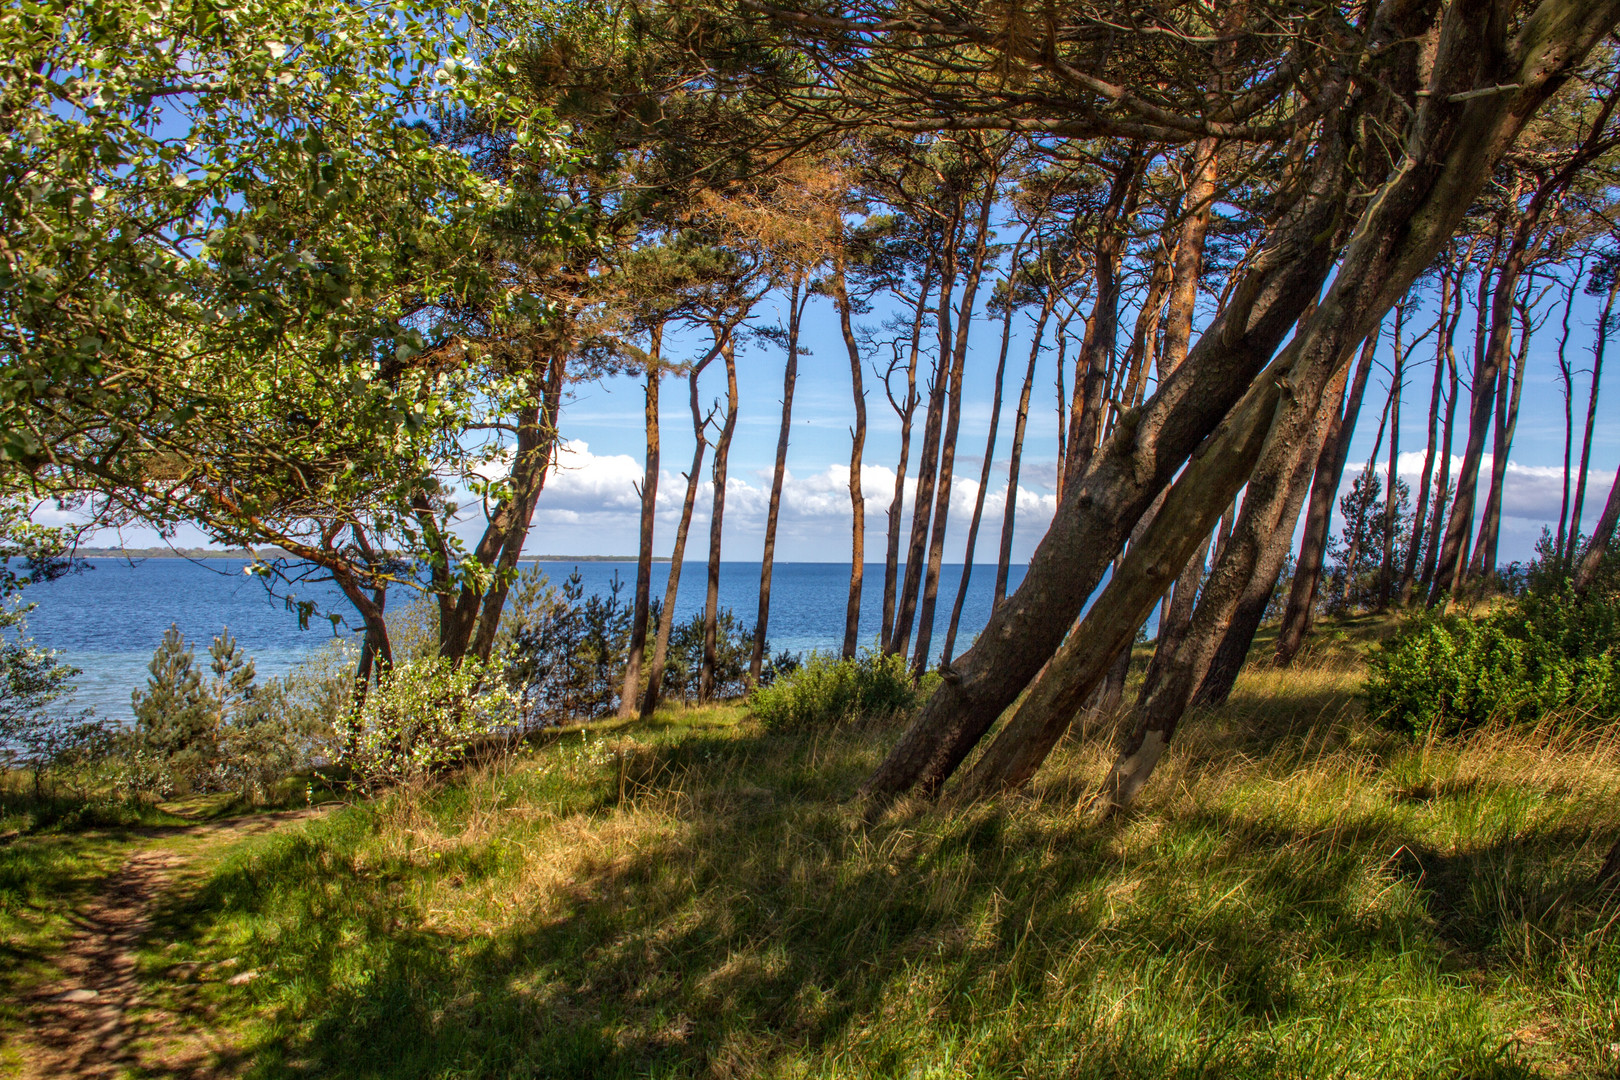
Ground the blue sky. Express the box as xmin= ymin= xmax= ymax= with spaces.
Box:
xmin=63 ymin=264 xmax=1618 ymax=568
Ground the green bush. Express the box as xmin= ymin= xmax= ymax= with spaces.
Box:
xmin=1366 ymin=583 xmax=1620 ymax=735
xmin=750 ymin=649 xmax=922 ymax=731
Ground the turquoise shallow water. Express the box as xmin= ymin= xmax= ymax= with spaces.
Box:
xmin=19 ymin=558 xmax=1028 ymax=721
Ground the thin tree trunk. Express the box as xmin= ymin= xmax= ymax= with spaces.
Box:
xmin=620 ymin=325 xmax=664 ymax=716
xmin=1554 ymin=262 xmax=1584 ymax=564
xmin=834 ymin=261 xmax=869 ymax=658
xmin=882 ymin=268 xmax=933 ymax=645
xmin=700 ymin=334 xmax=740 ymax=702
xmin=1275 ymin=331 xmax=1377 ymax=664
xmin=1401 ymin=267 xmax=1456 ymax=604
xmin=945 ymin=226 xmax=1034 ymax=662
xmin=1471 ymin=285 xmax=1535 ymax=582
xmin=641 ymin=345 xmax=720 ymax=717
xmin=1341 ymin=390 xmax=1392 ymax=607
xmin=1570 ymin=273 xmax=1618 ymax=556
xmin=888 ymin=214 xmax=962 ymax=657
xmin=1379 ymin=300 xmax=1408 ymax=610
xmin=913 ymin=181 xmax=998 ymax=678
xmin=1422 ymin=304 xmax=1465 ymax=594
xmin=753 ymin=285 xmax=806 ymax=683
xmin=995 ymin=301 xmax=1055 ymax=606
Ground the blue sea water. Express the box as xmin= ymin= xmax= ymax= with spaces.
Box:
xmin=19 ymin=558 xmax=1028 ymax=721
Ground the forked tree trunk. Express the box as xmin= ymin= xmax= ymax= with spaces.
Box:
xmin=888 ymin=215 xmax=961 ymax=657
xmin=752 ymin=285 xmax=806 ymax=683
xmin=862 ymin=0 xmax=1616 ymax=802
xmin=1553 ymin=264 xmax=1584 ymax=564
xmin=641 ymin=347 xmax=720 ymax=717
xmin=1378 ymin=300 xmax=1408 ymax=610
xmin=700 ymin=334 xmax=740 ymax=702
xmin=621 ymin=326 xmax=664 ymax=716
xmin=913 ymin=182 xmax=998 ymax=678
xmin=1274 ymin=332 xmax=1377 ymax=665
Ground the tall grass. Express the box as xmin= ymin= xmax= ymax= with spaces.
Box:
xmin=130 ymin=628 xmax=1620 ymax=1079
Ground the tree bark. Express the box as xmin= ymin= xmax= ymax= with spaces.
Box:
xmin=994 ymin=301 xmax=1055 ymax=606
xmin=621 ymin=326 xmax=664 ymax=716
xmin=1470 ymin=286 xmax=1534 ymax=582
xmin=641 ymin=344 xmax=721 ymax=717
xmin=835 ymin=262 xmax=869 ymax=659
xmin=700 ymin=333 xmax=740 ymax=702
xmin=912 ymin=181 xmax=998 ymax=678
xmin=945 ymin=225 xmax=1034 ymax=662
xmin=752 ymin=284 xmax=806 ymax=683
xmin=1401 ymin=263 xmax=1458 ymax=605
xmin=1574 ymin=461 xmax=1620 ymax=592
xmin=862 ymin=0 xmax=1619 ymax=802
xmin=881 ymin=265 xmax=933 ymax=646
xmin=887 ymin=211 xmax=961 ymax=658
xmin=1275 ymin=332 xmax=1377 ymax=665
xmin=1570 ymin=273 xmax=1618 ymax=556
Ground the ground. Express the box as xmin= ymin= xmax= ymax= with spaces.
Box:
xmin=2 ymin=617 xmax=1618 ymax=1078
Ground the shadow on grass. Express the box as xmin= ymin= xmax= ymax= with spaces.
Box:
xmin=126 ymin=717 xmax=1612 ymax=1080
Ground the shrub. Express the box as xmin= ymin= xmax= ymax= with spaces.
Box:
xmin=1366 ymin=583 xmax=1620 ymax=735
xmin=750 ymin=649 xmax=921 ymax=731
xmin=337 ymin=655 xmax=517 ymax=792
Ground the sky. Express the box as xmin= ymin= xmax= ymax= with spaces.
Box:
xmin=58 ymin=259 xmax=1619 ymax=570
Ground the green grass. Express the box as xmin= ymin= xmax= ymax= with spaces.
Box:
xmin=8 ymin=619 xmax=1620 ymax=1078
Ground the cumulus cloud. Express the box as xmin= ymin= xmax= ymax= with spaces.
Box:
xmin=518 ymin=441 xmax=1061 ymax=561
xmin=1361 ymin=451 xmax=1613 ymax=524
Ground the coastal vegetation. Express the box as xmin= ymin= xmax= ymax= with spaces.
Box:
xmin=4 ymin=0 xmax=1620 ymax=1072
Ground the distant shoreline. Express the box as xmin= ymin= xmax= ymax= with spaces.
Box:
xmin=74 ymin=548 xmax=672 ymax=563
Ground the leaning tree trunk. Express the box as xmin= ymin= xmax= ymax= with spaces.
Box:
xmin=753 ymin=284 xmax=806 ymax=683
xmin=860 ymin=0 xmax=1618 ymax=803
xmin=1574 ymin=461 xmax=1620 ymax=593
xmin=620 ymin=326 xmax=664 ymax=716
xmin=700 ymin=334 xmax=740 ymax=703
xmin=1421 ymin=315 xmax=1464 ymax=594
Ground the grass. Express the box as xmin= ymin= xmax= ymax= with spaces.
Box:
xmin=7 ymin=614 xmax=1620 ymax=1078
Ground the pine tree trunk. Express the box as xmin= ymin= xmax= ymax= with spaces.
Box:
xmin=621 ymin=327 xmax=664 ymax=716
xmin=1274 ymin=332 xmax=1379 ymax=665
xmin=1401 ymin=266 xmax=1457 ymax=605
xmin=837 ymin=262 xmax=869 ymax=659
xmin=700 ymin=335 xmax=740 ymax=703
xmin=1574 ymin=462 xmax=1620 ymax=593
xmin=882 ymin=270 xmax=932 ymax=645
xmin=1554 ymin=266 xmax=1583 ymax=565
xmin=641 ymin=346 xmax=720 ymax=717
xmin=888 ymin=219 xmax=961 ymax=658
xmin=1569 ymin=274 xmax=1618 ymax=556
xmin=913 ymin=184 xmax=998 ymax=678
xmin=1378 ymin=301 xmax=1407 ymax=611
xmin=860 ymin=9 xmax=1620 ymax=803
xmin=995 ymin=302 xmax=1054 ymax=606
xmin=752 ymin=288 xmax=804 ymax=684
xmin=945 ymin=227 xmax=1033 ymax=663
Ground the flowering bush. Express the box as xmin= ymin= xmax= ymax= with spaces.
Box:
xmin=338 ymin=655 xmax=517 ymax=791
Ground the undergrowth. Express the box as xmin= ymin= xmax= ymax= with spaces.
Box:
xmin=124 ymin=630 xmax=1620 ymax=1080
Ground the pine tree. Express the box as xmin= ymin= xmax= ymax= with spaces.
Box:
xmin=132 ymin=624 xmax=214 ymax=789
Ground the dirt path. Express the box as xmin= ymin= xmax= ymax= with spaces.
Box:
xmin=14 ymin=807 xmax=327 ymax=1080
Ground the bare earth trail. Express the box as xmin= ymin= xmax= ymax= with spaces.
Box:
xmin=11 ymin=806 xmax=327 ymax=1080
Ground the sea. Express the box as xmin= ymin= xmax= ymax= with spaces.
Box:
xmin=18 ymin=558 xmax=1029 ymax=722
